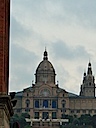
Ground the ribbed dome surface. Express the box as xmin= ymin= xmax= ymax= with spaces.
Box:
xmin=36 ymin=60 xmax=55 ymax=72
xmin=35 ymin=50 xmax=56 ymax=84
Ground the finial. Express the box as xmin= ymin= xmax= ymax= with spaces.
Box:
xmin=87 ymin=61 xmax=92 ymax=75
xmin=83 ymin=69 xmax=86 ymax=76
xmin=45 ymin=46 xmax=46 ymax=51
xmin=56 ymin=81 xmax=59 ymax=87
xmin=88 ymin=59 xmax=91 ymax=67
xmin=43 ymin=47 xmax=48 ymax=60
xmin=88 ymin=62 xmax=91 ymax=67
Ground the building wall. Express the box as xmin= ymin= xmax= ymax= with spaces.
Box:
xmin=14 ymin=89 xmax=96 ymax=118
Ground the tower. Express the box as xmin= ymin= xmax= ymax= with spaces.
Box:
xmin=80 ymin=62 xmax=95 ymax=97
xmin=0 ymin=0 xmax=10 ymax=94
xmin=0 ymin=1 xmax=13 ymax=128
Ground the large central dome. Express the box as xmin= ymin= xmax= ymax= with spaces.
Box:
xmin=35 ymin=49 xmax=56 ymax=85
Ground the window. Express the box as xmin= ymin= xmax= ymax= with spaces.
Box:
xmin=27 ymin=93 xmax=29 ymax=97
xmin=62 ymin=109 xmax=66 ymax=113
xmin=62 ymin=100 xmax=66 ymax=103
xmin=34 ymin=112 xmax=39 ymax=119
xmin=89 ymin=110 xmax=92 ymax=113
xmin=61 ymin=114 xmax=65 ymax=119
xmin=35 ymin=100 xmax=39 ymax=108
xmin=52 ymin=100 xmax=57 ymax=108
xmin=71 ymin=110 xmax=74 ymax=113
xmin=43 ymin=100 xmax=48 ymax=108
xmin=76 ymin=110 xmax=80 ymax=113
xmin=25 ymin=108 xmax=30 ymax=112
xmin=82 ymin=110 xmax=86 ymax=113
xmin=52 ymin=112 xmax=57 ymax=119
xmin=26 ymin=99 xmax=30 ymax=108
xmin=40 ymin=89 xmax=50 ymax=96
xmin=62 ymin=103 xmax=65 ymax=108
xmin=42 ymin=112 xmax=49 ymax=119
xmin=26 ymin=103 xmax=29 ymax=107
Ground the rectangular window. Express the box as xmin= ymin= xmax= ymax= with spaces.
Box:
xmin=61 ymin=114 xmax=65 ymax=119
xmin=34 ymin=112 xmax=39 ymax=119
xmin=52 ymin=112 xmax=57 ymax=119
xmin=42 ymin=112 xmax=49 ymax=119
xmin=52 ymin=100 xmax=57 ymax=108
xmin=76 ymin=110 xmax=80 ymax=113
xmin=89 ymin=110 xmax=92 ymax=113
xmin=35 ymin=100 xmax=39 ymax=108
xmin=82 ymin=110 xmax=86 ymax=113
xmin=71 ymin=110 xmax=74 ymax=113
xmin=25 ymin=108 xmax=30 ymax=112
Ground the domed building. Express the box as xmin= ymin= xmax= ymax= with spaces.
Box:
xmin=14 ymin=50 xmax=96 ymax=128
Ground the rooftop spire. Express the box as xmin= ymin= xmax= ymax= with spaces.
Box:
xmin=43 ymin=48 xmax=48 ymax=60
xmin=87 ymin=61 xmax=92 ymax=75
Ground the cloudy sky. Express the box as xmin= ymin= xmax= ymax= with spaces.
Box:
xmin=9 ymin=0 xmax=96 ymax=95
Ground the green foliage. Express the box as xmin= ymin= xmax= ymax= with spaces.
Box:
xmin=64 ymin=114 xmax=73 ymax=123
xmin=10 ymin=113 xmax=96 ymax=128
xmin=24 ymin=125 xmax=32 ymax=128
xmin=10 ymin=113 xmax=30 ymax=128
xmin=79 ymin=114 xmax=92 ymax=125
xmin=91 ymin=115 xmax=96 ymax=128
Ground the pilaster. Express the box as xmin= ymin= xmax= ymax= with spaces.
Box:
xmin=0 ymin=95 xmax=13 ymax=128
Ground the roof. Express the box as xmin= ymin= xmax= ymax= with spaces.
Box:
xmin=68 ymin=92 xmax=79 ymax=97
xmin=15 ymin=91 xmax=23 ymax=97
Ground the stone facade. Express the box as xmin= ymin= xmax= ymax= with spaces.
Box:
xmin=14 ymin=50 xmax=96 ymax=127
xmin=0 ymin=95 xmax=13 ymax=128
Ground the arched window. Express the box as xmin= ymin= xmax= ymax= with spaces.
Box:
xmin=26 ymin=99 xmax=30 ymax=108
xmin=27 ymin=93 xmax=29 ymax=97
xmin=43 ymin=100 xmax=48 ymax=108
xmin=52 ymin=100 xmax=57 ymax=108
xmin=35 ymin=100 xmax=39 ymax=108
xmin=40 ymin=89 xmax=50 ymax=96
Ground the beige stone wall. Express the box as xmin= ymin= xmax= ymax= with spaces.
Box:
xmin=69 ymin=98 xmax=96 ymax=117
xmin=14 ymin=85 xmax=96 ymax=119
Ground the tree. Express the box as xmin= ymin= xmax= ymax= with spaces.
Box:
xmin=79 ymin=114 xmax=92 ymax=125
xmin=91 ymin=115 xmax=96 ymax=128
xmin=64 ymin=114 xmax=73 ymax=124
xmin=10 ymin=113 xmax=30 ymax=128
